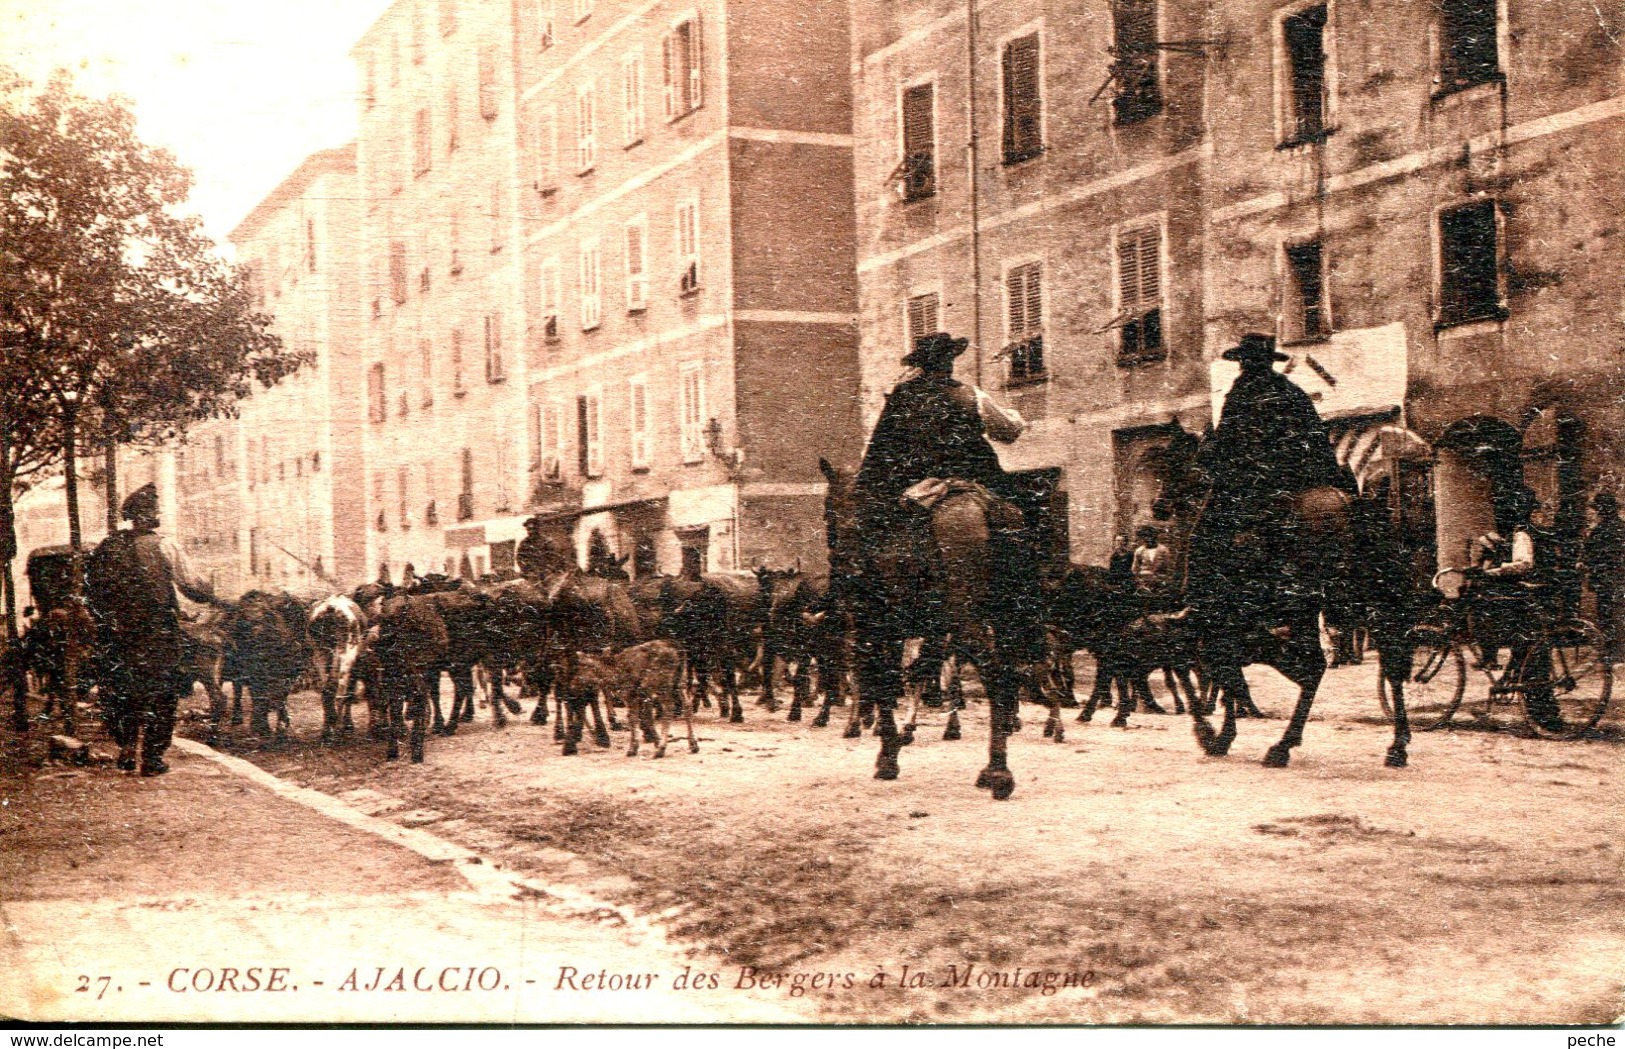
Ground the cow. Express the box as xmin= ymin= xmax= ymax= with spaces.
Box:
xmin=755 ymin=569 xmax=849 ymax=725
xmin=371 ymin=593 xmax=449 ymax=763
xmin=307 ymin=594 xmax=369 ymax=742
xmin=572 ymin=640 xmax=695 ymax=758
xmin=217 ymin=590 xmax=313 ymax=739
xmin=666 ymin=572 xmax=763 ymax=723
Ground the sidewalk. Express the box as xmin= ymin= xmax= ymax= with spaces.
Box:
xmin=0 ymin=719 xmax=804 ymax=1025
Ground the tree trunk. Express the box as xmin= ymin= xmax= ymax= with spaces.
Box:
xmin=61 ymin=405 xmax=82 ymax=735
xmin=103 ymin=436 xmax=118 ymax=535
xmin=0 ymin=428 xmax=24 ymax=731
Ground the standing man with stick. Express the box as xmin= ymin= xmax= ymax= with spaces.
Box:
xmin=86 ymin=483 xmax=215 ymax=775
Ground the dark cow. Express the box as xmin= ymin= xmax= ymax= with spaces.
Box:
xmin=405 ymin=576 xmax=523 ymax=735
xmin=371 ymin=593 xmax=450 ymax=763
xmin=755 ymin=569 xmax=849 ymax=726
xmin=542 ymin=571 xmax=646 ymax=755
xmin=667 ymin=572 xmax=763 ymax=723
xmin=220 ymin=590 xmax=312 ymax=738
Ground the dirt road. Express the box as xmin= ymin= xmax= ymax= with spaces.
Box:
xmin=5 ymin=658 xmax=1622 ymax=1025
xmin=207 ymin=660 xmax=1625 ymax=1024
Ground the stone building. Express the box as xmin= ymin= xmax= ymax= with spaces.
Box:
xmin=851 ymin=0 xmax=1623 ymax=574
xmin=511 ymin=0 xmax=862 ymax=577
xmin=218 ymin=144 xmax=367 ymax=595
xmin=352 ymin=0 xmax=529 ymax=584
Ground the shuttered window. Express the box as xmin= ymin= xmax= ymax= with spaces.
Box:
xmin=389 ymin=241 xmax=408 ymax=304
xmin=906 ymin=292 xmax=940 ymax=352
xmin=899 ymin=83 xmax=935 ymax=201
xmin=483 ymin=314 xmax=504 ymax=382
xmin=1002 ymin=34 xmax=1043 ymax=164
xmin=1116 ymin=224 xmax=1164 ymax=363
xmin=679 ymin=365 xmax=706 ymax=464
xmin=622 ymin=52 xmax=646 ymax=145
xmin=676 ymin=200 xmax=699 ymax=294
xmin=629 ymin=377 xmax=651 ymax=469
xmin=579 ymin=238 xmax=601 ymax=330
xmin=447 ymin=83 xmax=460 ymax=153
xmin=1284 ymin=240 xmax=1329 ymax=340
xmin=458 ymin=449 xmax=474 ymax=521
xmin=1282 ymin=5 xmax=1328 ymax=144
xmin=1440 ymin=0 xmax=1499 ymax=92
xmin=367 ymin=363 xmax=386 ymax=423
xmin=582 ymin=387 xmax=604 ymax=478
xmin=450 ymin=328 xmax=465 ymax=394
xmin=420 ymin=339 xmax=434 ymax=407
xmin=439 ymin=0 xmax=456 ymax=36
xmin=625 ymin=217 xmax=648 ymax=311
xmin=478 ymin=45 xmax=498 ymax=120
xmin=534 ymin=106 xmax=558 ymax=193
xmin=1005 ymin=262 xmax=1044 ymax=380
xmin=1112 ymin=0 xmax=1162 ymax=125
xmin=536 ymin=0 xmax=554 ymax=47
xmin=1438 ymin=200 xmax=1503 ymax=326
xmin=663 ymin=18 xmax=703 ymax=119
xmin=576 ymin=84 xmax=597 ymax=172
xmin=540 ymin=257 xmax=562 ymax=339
xmin=489 ymin=182 xmax=504 ymax=252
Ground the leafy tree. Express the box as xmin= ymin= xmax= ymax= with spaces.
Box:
xmin=0 ymin=68 xmax=309 ymax=727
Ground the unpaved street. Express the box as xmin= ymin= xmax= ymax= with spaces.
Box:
xmin=4 ymin=658 xmax=1623 ymax=1025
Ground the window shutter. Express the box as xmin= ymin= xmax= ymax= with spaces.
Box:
xmin=580 ymin=241 xmax=601 ymax=330
xmin=680 ymin=367 xmax=705 ymax=463
xmin=901 ymin=83 xmax=935 ymax=198
xmin=625 ymin=222 xmax=647 ymax=310
xmin=906 ymin=293 xmax=940 ymax=348
xmin=535 ymin=106 xmax=557 ymax=192
xmin=662 ymin=34 xmax=676 ymax=118
xmin=623 ymin=55 xmax=643 ymax=144
xmin=687 ymin=16 xmax=704 ymax=110
xmin=629 ymin=380 xmax=650 ymax=468
xmin=1002 ymin=35 xmax=1041 ymax=162
xmin=576 ymin=87 xmax=596 ymax=171
xmin=585 ymin=391 xmax=604 ymax=477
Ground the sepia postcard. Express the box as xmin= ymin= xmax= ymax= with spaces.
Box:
xmin=1 ymin=0 xmax=1622 ymax=1030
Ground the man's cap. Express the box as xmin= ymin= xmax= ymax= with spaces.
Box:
xmin=121 ymin=483 xmax=159 ymax=521
xmin=523 ymin=515 xmax=545 ymax=528
xmin=1593 ymin=490 xmax=1617 ymax=513
xmin=1221 ymin=332 xmax=1289 ymax=363
xmin=1136 ymin=524 xmax=1159 ymax=540
xmin=902 ymin=331 xmax=969 ymax=369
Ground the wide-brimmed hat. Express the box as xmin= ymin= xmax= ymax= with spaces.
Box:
xmin=523 ymin=515 xmax=545 ymax=529
xmin=1221 ymin=332 xmax=1289 ymax=363
xmin=902 ymin=331 xmax=969 ymax=370
xmin=121 ymin=482 xmax=159 ymax=521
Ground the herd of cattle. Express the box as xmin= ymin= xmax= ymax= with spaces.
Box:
xmin=15 ymin=559 xmax=1214 ymax=766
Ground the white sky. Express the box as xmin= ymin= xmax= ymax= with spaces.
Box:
xmin=1 ymin=0 xmax=392 ymax=245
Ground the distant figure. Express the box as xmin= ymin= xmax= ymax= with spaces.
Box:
xmin=1583 ymin=490 xmax=1623 ymax=658
xmin=1107 ymin=535 xmax=1134 ymax=585
xmin=85 ymin=483 xmax=216 ymax=775
xmin=1131 ymin=525 xmax=1171 ymax=593
xmin=517 ymin=516 xmax=573 ymax=581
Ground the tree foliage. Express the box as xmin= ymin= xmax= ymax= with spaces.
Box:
xmin=0 ymin=67 xmax=309 ymax=464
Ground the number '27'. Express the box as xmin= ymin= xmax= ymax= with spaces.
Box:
xmin=75 ymin=975 xmax=112 ymax=999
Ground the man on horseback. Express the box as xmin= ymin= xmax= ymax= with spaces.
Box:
xmin=1186 ymin=333 xmax=1349 ymax=635
xmin=853 ymin=331 xmax=1042 ymax=659
xmin=86 ymin=483 xmax=216 ymax=775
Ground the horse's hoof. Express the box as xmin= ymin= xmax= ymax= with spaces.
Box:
xmin=1385 ymin=747 xmax=1408 ymax=769
xmin=593 ymin=731 xmax=612 ymax=749
xmin=1193 ymin=721 xmax=1224 ymax=757
xmin=974 ymin=766 xmax=992 ymax=790
xmin=1262 ymin=746 xmax=1291 ymax=768
xmin=385 ymin=749 xmax=399 ymax=762
xmin=843 ymin=723 xmax=862 ymax=740
xmin=231 ymin=715 xmax=245 ymax=727
xmin=562 ymin=741 xmax=578 ymax=756
xmin=874 ymin=760 xmax=899 ymax=781
xmin=411 ymin=751 xmax=425 ymax=764
xmin=787 ymin=708 xmax=802 ymax=723
xmin=553 ymin=725 xmax=565 ymax=742
xmin=1111 ymin=715 xmax=1130 ymax=729
xmin=1053 ymin=728 xmax=1066 ymax=744
xmin=729 ymin=710 xmax=744 ymax=724
xmin=987 ymin=770 xmax=1015 ymax=800
xmin=689 ymin=741 xmax=700 ymax=753
xmin=1042 ymin=721 xmax=1055 ymax=739
xmin=811 ymin=712 xmax=829 ymax=728
xmin=654 ymin=747 xmax=667 ymax=759
xmin=942 ymin=723 xmax=961 ymax=742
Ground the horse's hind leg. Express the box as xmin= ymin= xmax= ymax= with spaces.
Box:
xmin=1264 ymin=640 xmax=1325 ymax=768
xmin=974 ymin=658 xmax=1018 ymax=800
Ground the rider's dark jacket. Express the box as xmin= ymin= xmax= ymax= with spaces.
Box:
xmin=853 ymin=372 xmax=1008 ymax=533
xmin=1197 ymin=364 xmax=1346 ymax=523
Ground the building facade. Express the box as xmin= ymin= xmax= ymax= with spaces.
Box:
xmin=852 ymin=0 xmax=1624 ymax=574
xmin=352 ymin=0 xmax=531 ymax=584
xmin=219 ymin=144 xmax=367 ymax=596
xmin=511 ymin=0 xmax=862 ymax=578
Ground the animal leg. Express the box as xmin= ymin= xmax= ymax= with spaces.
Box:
xmin=975 ymin=657 xmax=1018 ymax=800
xmin=726 ymin=667 xmax=744 ymax=724
xmin=408 ymin=680 xmax=428 ymax=764
xmin=589 ymin=688 xmax=612 ymax=749
xmin=1264 ymin=647 xmax=1324 ymax=769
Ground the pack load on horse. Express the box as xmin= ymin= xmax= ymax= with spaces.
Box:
xmin=20 ymin=545 xmax=93 ymax=733
xmin=841 ymin=330 xmax=1047 ymax=799
xmin=85 ymin=483 xmax=217 ymax=775
xmin=1152 ymin=333 xmax=1425 ymax=768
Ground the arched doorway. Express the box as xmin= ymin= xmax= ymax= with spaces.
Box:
xmin=1434 ymin=416 xmax=1523 ymax=570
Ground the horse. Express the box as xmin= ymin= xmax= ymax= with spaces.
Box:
xmin=820 ymin=458 xmax=1026 ymax=799
xmin=1153 ymin=446 xmax=1425 ymax=768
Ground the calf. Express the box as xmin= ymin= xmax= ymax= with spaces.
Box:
xmin=572 ymin=641 xmax=694 ymax=758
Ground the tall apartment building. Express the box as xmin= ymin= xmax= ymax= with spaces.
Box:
xmin=212 ymin=144 xmax=367 ymax=595
xmin=353 ymin=0 xmax=530 ymax=583
xmin=852 ymin=0 xmax=1623 ymax=573
xmin=511 ymin=0 xmax=862 ymax=577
